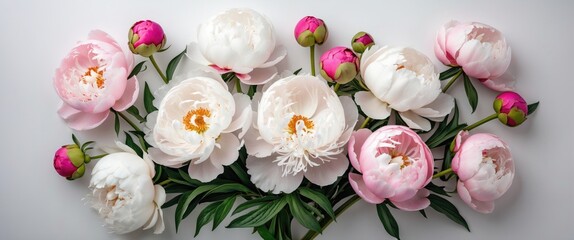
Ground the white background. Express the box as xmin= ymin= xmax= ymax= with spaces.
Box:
xmin=1 ymin=0 xmax=572 ymax=239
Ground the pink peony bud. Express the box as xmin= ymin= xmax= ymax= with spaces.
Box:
xmin=320 ymin=47 xmax=359 ymax=84
xmin=53 ymin=144 xmax=87 ymax=180
xmin=129 ymin=20 xmax=166 ymax=57
xmin=493 ymin=91 xmax=528 ymax=127
xmin=294 ymin=16 xmax=328 ymax=47
xmin=351 ymin=31 xmax=375 ymax=53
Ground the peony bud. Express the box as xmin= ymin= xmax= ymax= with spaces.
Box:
xmin=493 ymin=91 xmax=528 ymax=127
xmin=294 ymin=16 xmax=328 ymax=47
xmin=129 ymin=20 xmax=166 ymax=57
xmin=53 ymin=144 xmax=87 ymax=180
xmin=351 ymin=31 xmax=375 ymax=53
xmin=320 ymin=47 xmax=359 ymax=84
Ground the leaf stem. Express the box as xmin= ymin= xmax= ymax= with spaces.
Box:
xmin=235 ymin=76 xmax=243 ymax=94
xmin=112 ymin=109 xmax=142 ymax=132
xmin=464 ymin=113 xmax=498 ymax=131
xmin=310 ymin=45 xmax=316 ymax=76
xmin=302 ymin=195 xmax=361 ymax=240
xmin=158 ymin=179 xmax=172 ymax=186
xmin=90 ymin=154 xmax=108 ymax=160
xmin=149 ymin=54 xmax=168 ymax=84
xmin=433 ymin=168 xmax=453 ymax=179
xmin=442 ymin=69 xmax=463 ymax=93
xmin=333 ymin=83 xmax=340 ymax=92
xmin=360 ymin=117 xmax=371 ymax=129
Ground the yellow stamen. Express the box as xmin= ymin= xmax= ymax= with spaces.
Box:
xmin=183 ymin=107 xmax=211 ymax=134
xmin=287 ymin=115 xmax=314 ymax=135
xmin=82 ymin=66 xmax=105 ymax=89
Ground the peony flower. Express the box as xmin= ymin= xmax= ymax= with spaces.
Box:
xmin=53 ymin=144 xmax=87 ymax=180
xmin=434 ymin=21 xmax=513 ymax=91
xmin=355 ymin=45 xmax=454 ymax=131
xmin=188 ymin=8 xmax=286 ymax=85
xmin=348 ymin=126 xmax=434 ymax=211
xmin=493 ymin=91 xmax=528 ymax=127
xmin=451 ymin=131 xmax=514 ymax=213
xmin=54 ymin=30 xmax=139 ymax=130
xmin=320 ymin=46 xmax=359 ymax=84
xmin=129 ymin=20 xmax=166 ymax=57
xmin=294 ymin=16 xmax=328 ymax=47
xmin=245 ymin=75 xmax=358 ymax=194
xmin=87 ymin=142 xmax=165 ymax=234
xmin=351 ymin=31 xmax=375 ymax=54
xmin=145 ymin=66 xmax=252 ymax=182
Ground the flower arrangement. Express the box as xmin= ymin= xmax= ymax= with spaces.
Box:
xmin=52 ymin=8 xmax=539 ymax=239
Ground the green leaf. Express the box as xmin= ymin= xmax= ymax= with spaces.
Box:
xmin=71 ymin=134 xmax=80 ymax=147
xmin=143 ymin=82 xmax=157 ymax=114
xmin=153 ymin=165 xmax=163 ymax=183
xmin=128 ymin=61 xmax=146 ymax=79
xmin=80 ymin=141 xmax=94 ymax=152
xmin=439 ymin=67 xmax=462 ymax=81
xmin=230 ymin=162 xmax=251 ymax=187
xmin=247 ymin=85 xmax=257 ymax=98
xmin=126 ymin=106 xmax=146 ymax=123
xmin=287 ymin=194 xmax=321 ymax=233
xmin=440 ymin=144 xmax=455 ymax=180
xmin=419 ymin=209 xmax=428 ymax=219
xmin=428 ymin=194 xmax=470 ymax=231
xmin=227 ymin=197 xmax=287 ymax=228
xmin=163 ymin=194 xmax=182 ymax=209
xmin=298 ymin=187 xmax=336 ymax=219
xmin=463 ymin=73 xmax=478 ymax=113
xmin=213 ymin=195 xmax=236 ymax=230
xmin=233 ymin=196 xmax=278 ymax=215
xmin=293 ymin=68 xmax=302 ymax=75
xmin=166 ymin=49 xmax=186 ymax=81
xmin=425 ymin=182 xmax=450 ymax=197
xmin=206 ymin=183 xmax=253 ymax=196
xmin=257 ymin=226 xmax=276 ymax=240
xmin=113 ymin=111 xmax=120 ymax=136
xmin=195 ymin=201 xmax=220 ymax=236
xmin=124 ymin=132 xmax=143 ymax=157
xmin=376 ymin=203 xmax=400 ymax=240
xmin=527 ymin=102 xmax=539 ymax=115
xmin=175 ymin=185 xmax=216 ymax=232
xmin=425 ymin=101 xmax=468 ymax=149
xmin=178 ymin=169 xmax=202 ymax=186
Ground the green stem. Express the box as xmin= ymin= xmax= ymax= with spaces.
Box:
xmin=433 ymin=168 xmax=453 ymax=179
xmin=302 ymin=195 xmax=361 ymax=240
xmin=360 ymin=117 xmax=371 ymax=129
xmin=158 ymin=179 xmax=172 ymax=186
xmin=464 ymin=113 xmax=498 ymax=131
xmin=90 ymin=154 xmax=108 ymax=160
xmin=441 ymin=69 xmax=463 ymax=93
xmin=149 ymin=55 xmax=168 ymax=84
xmin=113 ymin=110 xmax=143 ymax=132
xmin=310 ymin=45 xmax=316 ymax=76
xmin=333 ymin=83 xmax=340 ymax=92
xmin=235 ymin=76 xmax=243 ymax=94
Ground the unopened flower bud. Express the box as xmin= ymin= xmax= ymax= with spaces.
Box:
xmin=351 ymin=31 xmax=375 ymax=53
xmin=53 ymin=144 xmax=88 ymax=180
xmin=294 ymin=16 xmax=328 ymax=47
xmin=320 ymin=47 xmax=359 ymax=84
xmin=493 ymin=91 xmax=528 ymax=127
xmin=129 ymin=20 xmax=166 ymax=57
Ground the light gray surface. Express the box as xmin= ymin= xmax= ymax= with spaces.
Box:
xmin=1 ymin=0 xmax=572 ymax=239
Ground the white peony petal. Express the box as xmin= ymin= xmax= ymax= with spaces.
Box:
xmin=210 ymin=133 xmax=241 ymax=166
xmin=188 ymin=158 xmax=224 ymax=183
xmin=246 ymin=154 xmax=304 ymax=194
xmin=147 ymin=148 xmax=187 ymax=168
xmin=354 ymin=91 xmax=392 ymax=120
xmin=399 ymin=111 xmax=431 ymax=131
xmin=258 ymin=45 xmax=287 ymax=68
xmin=242 ymin=66 xmax=279 ymax=85
xmin=412 ymin=93 xmax=454 ymax=121
xmin=224 ymin=93 xmax=252 ymax=135
xmin=185 ymin=42 xmax=211 ymax=66
xmin=304 ymin=153 xmax=349 ymax=186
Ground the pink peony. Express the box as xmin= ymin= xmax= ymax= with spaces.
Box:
xmin=53 ymin=144 xmax=86 ymax=180
xmin=351 ymin=31 xmax=375 ymax=53
xmin=493 ymin=91 xmax=528 ymax=127
xmin=129 ymin=20 xmax=166 ymax=57
xmin=434 ymin=21 xmax=514 ymax=91
xmin=451 ymin=131 xmax=515 ymax=213
xmin=294 ymin=16 xmax=328 ymax=47
xmin=54 ymin=30 xmax=139 ymax=130
xmin=348 ymin=126 xmax=433 ymax=211
xmin=319 ymin=46 xmax=359 ymax=84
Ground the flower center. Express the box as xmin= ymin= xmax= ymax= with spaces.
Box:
xmin=287 ymin=115 xmax=314 ymax=135
xmin=389 ymin=152 xmax=412 ymax=169
xmin=81 ymin=66 xmax=105 ymax=89
xmin=183 ymin=107 xmax=212 ymax=134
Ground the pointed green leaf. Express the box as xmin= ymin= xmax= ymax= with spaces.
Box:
xmin=213 ymin=196 xmax=236 ymax=230
xmin=439 ymin=67 xmax=462 ymax=80
xmin=298 ymin=187 xmax=335 ymax=219
xmin=527 ymin=102 xmax=539 ymax=115
xmin=428 ymin=194 xmax=470 ymax=231
xmin=175 ymin=185 xmax=216 ymax=232
xmin=233 ymin=196 xmax=278 ymax=215
xmin=194 ymin=201 xmax=220 ymax=236
xmin=207 ymin=183 xmax=253 ymax=196
xmin=71 ymin=134 xmax=81 ymax=147
xmin=227 ymin=197 xmax=287 ymax=228
xmin=163 ymin=194 xmax=182 ymax=209
xmin=124 ymin=132 xmax=143 ymax=157
xmin=463 ymin=73 xmax=478 ymax=113
xmin=177 ymin=169 xmax=201 ymax=186
xmin=293 ymin=68 xmax=303 ymax=75
xmin=128 ymin=61 xmax=147 ymax=79
xmin=113 ymin=111 xmax=120 ymax=136
xmin=440 ymin=144 xmax=455 ymax=180
xmin=166 ymin=49 xmax=186 ymax=81
xmin=126 ymin=106 xmax=146 ymax=123
xmin=287 ymin=194 xmax=321 ymax=233
xmin=419 ymin=209 xmax=428 ymax=218
xmin=80 ymin=141 xmax=94 ymax=151
xmin=153 ymin=165 xmax=163 ymax=183
xmin=257 ymin=226 xmax=275 ymax=240
xmin=425 ymin=182 xmax=450 ymax=197
xmin=376 ymin=203 xmax=400 ymax=240
xmin=143 ymin=82 xmax=157 ymax=114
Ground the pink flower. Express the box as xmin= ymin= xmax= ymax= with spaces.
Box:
xmin=434 ymin=21 xmax=514 ymax=91
xmin=53 ymin=144 xmax=86 ymax=180
xmin=129 ymin=20 xmax=166 ymax=57
xmin=494 ymin=91 xmax=528 ymax=127
xmin=351 ymin=31 xmax=375 ymax=53
xmin=348 ymin=126 xmax=433 ymax=211
xmin=54 ymin=30 xmax=139 ymax=130
xmin=294 ymin=16 xmax=328 ymax=47
xmin=319 ymin=47 xmax=359 ymax=84
xmin=451 ymin=131 xmax=515 ymax=213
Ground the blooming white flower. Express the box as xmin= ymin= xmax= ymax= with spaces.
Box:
xmin=87 ymin=142 xmax=165 ymax=234
xmin=355 ymin=45 xmax=454 ymax=131
xmin=188 ymin=8 xmax=286 ymax=85
xmin=245 ymin=75 xmax=358 ymax=193
xmin=145 ymin=63 xmax=251 ymax=182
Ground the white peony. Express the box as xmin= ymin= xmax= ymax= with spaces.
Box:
xmin=87 ymin=142 xmax=165 ymax=234
xmin=245 ymin=75 xmax=358 ymax=193
xmin=145 ymin=63 xmax=251 ymax=182
xmin=355 ymin=45 xmax=454 ymax=131
xmin=188 ymin=8 xmax=286 ymax=85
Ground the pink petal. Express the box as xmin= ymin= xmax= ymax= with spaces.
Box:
xmin=246 ymin=154 xmax=304 ymax=194
xmin=348 ymin=129 xmax=372 ymax=171
xmin=391 ymin=189 xmax=430 ymax=211
xmin=210 ymin=133 xmax=240 ymax=166
xmin=188 ymin=158 xmax=224 ymax=183
xmin=57 ymin=103 xmax=109 ymax=130
xmin=354 ymin=91 xmax=392 ymax=120
xmin=458 ymin=180 xmax=494 ymax=214
xmin=304 ymin=153 xmax=349 ymax=186
xmin=349 ymin=173 xmax=385 ymax=204
xmin=112 ymin=76 xmax=139 ymax=111
xmin=481 ymin=71 xmax=516 ymax=91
